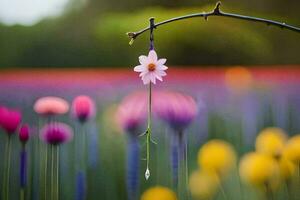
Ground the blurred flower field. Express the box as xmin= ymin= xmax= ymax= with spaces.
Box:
xmin=1 ymin=66 xmax=300 ymax=200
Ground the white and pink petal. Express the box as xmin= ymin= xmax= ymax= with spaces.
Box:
xmin=157 ymin=58 xmax=167 ymax=65
xmin=139 ymin=55 xmax=148 ymax=65
xmin=141 ymin=74 xmax=151 ymax=85
xmin=134 ymin=65 xmax=146 ymax=72
xmin=154 ymin=72 xmax=163 ymax=81
xmin=148 ymin=50 xmax=158 ymax=62
xmin=157 ymin=65 xmax=168 ymax=71
xmin=156 ymin=70 xmax=167 ymax=76
xmin=150 ymin=73 xmax=156 ymax=84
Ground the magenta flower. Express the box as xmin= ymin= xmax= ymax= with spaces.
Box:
xmin=19 ymin=124 xmax=30 ymax=143
xmin=40 ymin=122 xmax=73 ymax=145
xmin=154 ymin=91 xmax=198 ymax=131
xmin=72 ymin=95 xmax=96 ymax=123
xmin=134 ymin=50 xmax=168 ymax=84
xmin=116 ymin=91 xmax=147 ymax=135
xmin=0 ymin=107 xmax=22 ymax=134
xmin=34 ymin=96 xmax=69 ymax=116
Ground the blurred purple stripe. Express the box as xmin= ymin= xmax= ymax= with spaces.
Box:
xmin=20 ymin=149 xmax=27 ymax=188
xmin=88 ymin=123 xmax=99 ymax=168
xmin=126 ymin=137 xmax=139 ymax=200
xmin=171 ymin=139 xmax=179 ymax=186
xmin=241 ymin=93 xmax=260 ymax=145
xmin=76 ymin=171 xmax=86 ymax=200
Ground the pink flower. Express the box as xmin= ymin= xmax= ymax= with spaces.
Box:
xmin=153 ymin=91 xmax=198 ymax=131
xmin=0 ymin=107 xmax=22 ymax=134
xmin=116 ymin=91 xmax=147 ymax=135
xmin=71 ymin=95 xmax=96 ymax=123
xmin=134 ymin=50 xmax=168 ymax=84
xmin=19 ymin=124 xmax=30 ymax=143
xmin=34 ymin=96 xmax=69 ymax=116
xmin=40 ymin=122 xmax=73 ymax=145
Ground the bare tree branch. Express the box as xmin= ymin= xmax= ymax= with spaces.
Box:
xmin=126 ymin=2 xmax=300 ymax=44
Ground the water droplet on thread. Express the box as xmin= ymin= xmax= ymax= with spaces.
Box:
xmin=145 ymin=168 xmax=150 ymax=180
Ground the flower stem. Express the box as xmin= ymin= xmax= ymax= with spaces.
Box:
xmin=20 ymin=145 xmax=27 ymax=200
xmin=145 ymin=82 xmax=152 ymax=180
xmin=2 ymin=136 xmax=8 ymax=200
xmin=56 ymin=146 xmax=59 ymax=200
xmin=20 ymin=188 xmax=25 ymax=200
xmin=75 ymin=124 xmax=87 ymax=200
xmin=7 ymin=135 xmax=12 ymax=200
xmin=44 ymin=145 xmax=48 ymax=200
xmin=264 ymin=183 xmax=274 ymax=200
xmin=220 ymin=183 xmax=228 ymax=200
xmin=2 ymin=135 xmax=12 ymax=200
xmin=51 ymin=145 xmax=55 ymax=200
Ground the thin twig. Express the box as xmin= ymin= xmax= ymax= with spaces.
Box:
xmin=127 ymin=1 xmax=300 ymax=43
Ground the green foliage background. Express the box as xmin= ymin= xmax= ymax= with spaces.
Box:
xmin=0 ymin=0 xmax=300 ymax=68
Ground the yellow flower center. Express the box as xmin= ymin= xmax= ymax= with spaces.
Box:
xmin=148 ymin=63 xmax=156 ymax=71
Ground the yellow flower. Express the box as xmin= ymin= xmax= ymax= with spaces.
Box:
xmin=278 ymin=156 xmax=295 ymax=180
xmin=198 ymin=140 xmax=236 ymax=176
xmin=239 ymin=152 xmax=279 ymax=188
xmin=141 ymin=186 xmax=177 ymax=200
xmin=283 ymin=135 xmax=300 ymax=164
xmin=189 ymin=170 xmax=219 ymax=199
xmin=255 ymin=127 xmax=287 ymax=157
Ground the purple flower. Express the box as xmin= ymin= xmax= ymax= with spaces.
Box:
xmin=40 ymin=122 xmax=73 ymax=145
xmin=154 ymin=91 xmax=198 ymax=131
xmin=0 ymin=106 xmax=22 ymax=134
xmin=72 ymin=95 xmax=96 ymax=123
xmin=153 ymin=91 xmax=197 ymax=186
xmin=19 ymin=124 xmax=30 ymax=143
xmin=116 ymin=91 xmax=147 ymax=135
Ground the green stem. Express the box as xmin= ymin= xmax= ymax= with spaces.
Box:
xmin=4 ymin=135 xmax=12 ymax=200
xmin=2 ymin=135 xmax=11 ymax=199
xmin=82 ymin=125 xmax=87 ymax=173
xmin=265 ymin=184 xmax=273 ymax=200
xmin=2 ymin=135 xmax=8 ymax=200
xmin=285 ymin=180 xmax=291 ymax=200
xmin=145 ymin=82 xmax=152 ymax=179
xmin=20 ymin=187 xmax=25 ymax=200
xmin=44 ymin=145 xmax=48 ymax=200
xmin=220 ymin=183 xmax=228 ymax=200
xmin=56 ymin=146 xmax=59 ymax=200
xmin=51 ymin=145 xmax=54 ymax=200
xmin=184 ymin=138 xmax=191 ymax=200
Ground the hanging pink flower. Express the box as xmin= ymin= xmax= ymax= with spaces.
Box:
xmin=134 ymin=50 xmax=168 ymax=85
xmin=116 ymin=91 xmax=147 ymax=135
xmin=19 ymin=124 xmax=30 ymax=143
xmin=40 ymin=122 xmax=73 ymax=145
xmin=0 ymin=107 xmax=22 ymax=134
xmin=71 ymin=95 xmax=96 ymax=123
xmin=34 ymin=96 xmax=69 ymax=116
